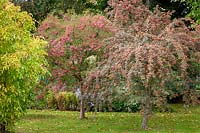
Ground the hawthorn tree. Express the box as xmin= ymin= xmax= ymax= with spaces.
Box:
xmin=0 ymin=0 xmax=48 ymax=132
xmin=38 ymin=14 xmax=114 ymax=119
xmin=92 ymin=0 xmax=200 ymax=129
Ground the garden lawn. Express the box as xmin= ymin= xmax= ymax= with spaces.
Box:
xmin=15 ymin=104 xmax=200 ymax=133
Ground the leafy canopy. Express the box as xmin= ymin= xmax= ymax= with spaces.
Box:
xmin=181 ymin=0 xmax=200 ymax=24
xmin=0 ymin=0 xmax=48 ymax=130
xmin=38 ymin=14 xmax=115 ymax=91
xmin=93 ymin=0 xmax=200 ymax=129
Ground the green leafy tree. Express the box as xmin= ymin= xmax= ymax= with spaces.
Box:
xmin=10 ymin=0 xmax=57 ymax=23
xmin=0 ymin=0 xmax=48 ymax=131
xmin=181 ymin=0 xmax=200 ymax=24
xmin=10 ymin=0 xmax=94 ymax=22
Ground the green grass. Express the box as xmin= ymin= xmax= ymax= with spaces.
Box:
xmin=15 ymin=104 xmax=200 ymax=133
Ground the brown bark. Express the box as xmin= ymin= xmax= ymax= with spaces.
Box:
xmin=95 ymin=92 xmax=99 ymax=113
xmin=80 ymin=93 xmax=85 ymax=119
xmin=142 ymin=87 xmax=151 ymax=130
xmin=0 ymin=124 xmax=6 ymax=133
xmin=92 ymin=92 xmax=98 ymax=119
xmin=108 ymin=97 xmax=113 ymax=112
xmin=99 ymin=101 xmax=103 ymax=112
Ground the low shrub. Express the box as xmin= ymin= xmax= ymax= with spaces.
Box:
xmin=46 ymin=90 xmax=57 ymax=109
xmin=29 ymin=92 xmax=48 ymax=110
xmin=56 ymin=91 xmax=78 ymax=111
xmin=29 ymin=98 xmax=48 ymax=110
xmin=112 ymin=100 xmax=141 ymax=112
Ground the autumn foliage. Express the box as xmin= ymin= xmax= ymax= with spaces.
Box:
xmin=89 ymin=0 xmax=200 ymax=129
xmin=38 ymin=14 xmax=115 ymax=118
xmin=31 ymin=0 xmax=200 ymax=130
xmin=38 ymin=14 xmax=114 ymax=88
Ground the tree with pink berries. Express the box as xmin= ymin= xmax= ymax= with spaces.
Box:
xmin=93 ymin=0 xmax=200 ymax=129
xmin=38 ymin=14 xmax=115 ymax=119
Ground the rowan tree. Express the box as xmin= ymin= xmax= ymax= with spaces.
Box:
xmin=0 ymin=0 xmax=48 ymax=131
xmin=38 ymin=14 xmax=114 ymax=119
xmin=92 ymin=0 xmax=200 ymax=129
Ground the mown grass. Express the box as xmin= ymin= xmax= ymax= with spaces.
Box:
xmin=15 ymin=104 xmax=200 ymax=133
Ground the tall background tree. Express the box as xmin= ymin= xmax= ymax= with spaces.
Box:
xmin=0 ymin=0 xmax=48 ymax=131
xmin=181 ymin=0 xmax=200 ymax=24
xmin=10 ymin=0 xmax=100 ymax=23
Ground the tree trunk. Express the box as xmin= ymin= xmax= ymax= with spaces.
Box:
xmin=142 ymin=87 xmax=151 ymax=130
xmin=108 ymin=97 xmax=112 ymax=112
xmin=0 ymin=124 xmax=6 ymax=133
xmin=80 ymin=92 xmax=85 ymax=119
xmin=92 ymin=92 xmax=98 ymax=119
xmin=95 ymin=92 xmax=99 ymax=112
xmin=99 ymin=100 xmax=103 ymax=112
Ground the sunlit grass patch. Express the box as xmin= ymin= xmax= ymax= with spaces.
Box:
xmin=15 ymin=105 xmax=200 ymax=133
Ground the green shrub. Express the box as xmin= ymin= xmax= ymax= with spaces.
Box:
xmin=46 ymin=90 xmax=57 ymax=109
xmin=29 ymin=98 xmax=48 ymax=110
xmin=66 ymin=92 xmax=78 ymax=111
xmin=125 ymin=102 xmax=141 ymax=112
xmin=112 ymin=101 xmax=126 ymax=112
xmin=56 ymin=91 xmax=78 ymax=111
xmin=112 ymin=100 xmax=141 ymax=112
